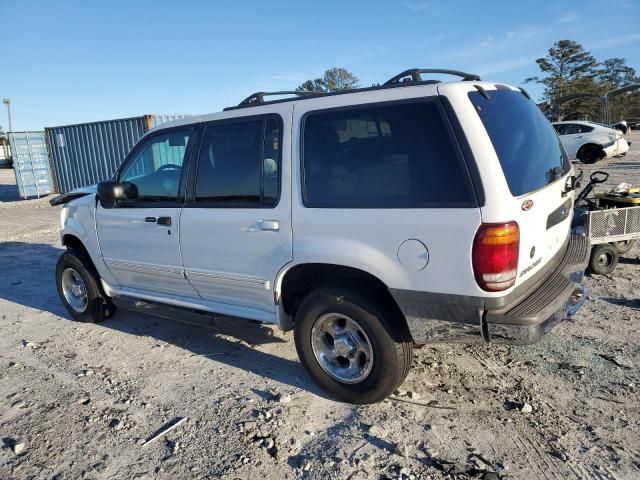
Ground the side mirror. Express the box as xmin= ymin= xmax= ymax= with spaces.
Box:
xmin=97 ymin=180 xmax=139 ymax=206
xmin=96 ymin=180 xmax=121 ymax=203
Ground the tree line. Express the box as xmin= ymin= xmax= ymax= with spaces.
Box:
xmin=297 ymin=40 xmax=639 ymax=122
xmin=525 ymin=39 xmax=639 ymax=121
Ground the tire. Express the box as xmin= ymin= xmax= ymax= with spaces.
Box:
xmin=613 ymin=239 xmax=635 ymax=255
xmin=293 ymin=287 xmax=413 ymax=404
xmin=55 ymin=248 xmax=116 ymax=323
xmin=578 ymin=144 xmax=604 ymax=164
xmin=588 ymin=244 xmax=619 ymax=275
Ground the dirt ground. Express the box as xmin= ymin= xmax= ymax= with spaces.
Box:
xmin=0 ymin=134 xmax=638 ymax=480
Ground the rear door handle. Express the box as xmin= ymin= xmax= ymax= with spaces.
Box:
xmin=145 ymin=216 xmax=172 ymax=226
xmin=260 ymin=219 xmax=279 ymax=231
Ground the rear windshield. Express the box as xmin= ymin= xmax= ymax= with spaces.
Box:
xmin=469 ymin=89 xmax=569 ymax=196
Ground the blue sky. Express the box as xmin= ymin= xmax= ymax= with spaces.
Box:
xmin=1 ymin=0 xmax=639 ymax=131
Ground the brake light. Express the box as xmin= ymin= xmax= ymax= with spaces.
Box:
xmin=473 ymin=222 xmax=520 ymax=291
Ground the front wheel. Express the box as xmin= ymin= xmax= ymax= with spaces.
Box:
xmin=588 ymin=244 xmax=619 ymax=275
xmin=294 ymin=288 xmax=413 ymax=404
xmin=55 ymin=249 xmax=116 ymax=323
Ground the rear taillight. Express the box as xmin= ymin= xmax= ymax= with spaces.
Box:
xmin=472 ymin=222 xmax=520 ymax=291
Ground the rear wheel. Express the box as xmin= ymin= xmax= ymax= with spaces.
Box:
xmin=613 ymin=240 xmax=635 ymax=255
xmin=578 ymin=144 xmax=604 ymax=164
xmin=55 ymin=249 xmax=116 ymax=323
xmin=294 ymin=288 xmax=413 ymax=404
xmin=588 ymin=244 xmax=619 ymax=275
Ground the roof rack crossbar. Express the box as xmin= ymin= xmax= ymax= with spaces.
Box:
xmin=384 ymin=68 xmax=481 ymax=85
xmin=238 ymin=90 xmax=326 ymax=106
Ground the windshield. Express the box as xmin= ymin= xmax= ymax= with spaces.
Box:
xmin=469 ymin=89 xmax=570 ymax=196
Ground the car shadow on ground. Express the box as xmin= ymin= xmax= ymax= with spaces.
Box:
xmin=599 ymin=297 xmax=640 ymax=309
xmin=103 ymin=309 xmax=327 ymax=397
xmin=0 ymin=241 xmax=326 ymax=398
xmin=619 ymin=256 xmax=640 ymax=265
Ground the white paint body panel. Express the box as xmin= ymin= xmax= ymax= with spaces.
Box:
xmin=59 ymin=79 xmax=577 ymax=326
xmin=288 ymin=84 xmax=482 ymax=296
xmin=441 ymin=83 xmax=574 ymax=293
xmin=180 ymin=105 xmax=293 ymax=315
xmin=552 ymin=121 xmax=623 ymax=160
xmin=95 ymin=206 xmax=196 ymax=297
xmin=59 ymin=192 xmax=118 ymax=286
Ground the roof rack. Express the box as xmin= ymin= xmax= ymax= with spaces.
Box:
xmin=224 ymin=68 xmax=481 ymax=110
xmin=237 ymin=90 xmax=326 ymax=106
xmin=384 ymin=68 xmax=481 ymax=85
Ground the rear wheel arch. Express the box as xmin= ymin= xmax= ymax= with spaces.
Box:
xmin=278 ymin=263 xmax=406 ymax=326
xmin=577 ymin=143 xmax=605 ymax=163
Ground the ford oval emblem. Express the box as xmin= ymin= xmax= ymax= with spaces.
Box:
xmin=522 ymin=199 xmax=534 ymax=211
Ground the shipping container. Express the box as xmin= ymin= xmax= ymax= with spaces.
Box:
xmin=46 ymin=114 xmax=189 ymax=193
xmin=8 ymin=131 xmax=54 ymax=198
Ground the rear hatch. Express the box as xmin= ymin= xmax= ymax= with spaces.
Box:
xmin=468 ymin=87 xmax=573 ymax=288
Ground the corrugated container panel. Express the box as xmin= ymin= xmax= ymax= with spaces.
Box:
xmin=8 ymin=131 xmax=54 ymax=198
xmin=46 ymin=114 xmax=189 ymax=193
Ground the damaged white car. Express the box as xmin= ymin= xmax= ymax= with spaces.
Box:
xmin=553 ymin=121 xmax=630 ymax=164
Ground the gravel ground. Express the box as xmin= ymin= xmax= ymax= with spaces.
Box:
xmin=0 ymin=135 xmax=638 ymax=479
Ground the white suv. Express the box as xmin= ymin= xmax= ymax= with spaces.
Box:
xmin=52 ymin=69 xmax=589 ymax=404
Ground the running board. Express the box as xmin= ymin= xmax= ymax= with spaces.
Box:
xmin=111 ymin=296 xmax=254 ymax=329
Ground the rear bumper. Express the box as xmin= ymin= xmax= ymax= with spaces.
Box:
xmin=390 ymin=233 xmax=590 ymax=345
xmin=484 ymin=234 xmax=589 ymax=344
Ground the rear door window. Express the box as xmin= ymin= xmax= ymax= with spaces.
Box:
xmin=302 ymin=100 xmax=474 ymax=208
xmin=469 ymin=89 xmax=569 ymax=196
xmin=194 ymin=117 xmax=281 ymax=206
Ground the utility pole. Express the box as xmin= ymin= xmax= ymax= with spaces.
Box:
xmin=2 ymin=98 xmax=12 ymax=132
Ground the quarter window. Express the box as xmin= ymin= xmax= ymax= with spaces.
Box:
xmin=118 ymin=129 xmax=191 ymax=203
xmin=195 ymin=117 xmax=282 ymax=205
xmin=302 ymin=101 xmax=473 ymax=208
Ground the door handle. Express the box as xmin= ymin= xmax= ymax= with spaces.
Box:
xmin=260 ymin=219 xmax=279 ymax=231
xmin=144 ymin=216 xmax=171 ymax=226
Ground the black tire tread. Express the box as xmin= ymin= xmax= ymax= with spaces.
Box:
xmin=588 ymin=244 xmax=619 ymax=275
xmin=294 ymin=287 xmax=413 ymax=404
xmin=56 ymin=248 xmax=115 ymax=323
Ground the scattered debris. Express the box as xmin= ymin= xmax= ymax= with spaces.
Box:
xmin=275 ymin=393 xmax=292 ymax=404
xmin=12 ymin=441 xmax=25 ymax=454
xmin=141 ymin=417 xmax=187 ymax=447
xmin=549 ymin=450 xmax=568 ymax=462
xmin=2 ymin=437 xmax=26 ymax=454
xmin=520 ymin=403 xmax=533 ymax=414
xmin=598 ymin=354 xmax=631 ymax=369
xmin=389 ymin=395 xmax=456 ymax=410
xmin=109 ymin=419 xmax=123 ymax=430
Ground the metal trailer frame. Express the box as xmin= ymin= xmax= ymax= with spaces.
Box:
xmin=585 ymin=205 xmax=640 ymax=245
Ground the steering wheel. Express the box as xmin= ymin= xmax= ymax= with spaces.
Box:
xmin=590 ymin=171 xmax=609 ymax=183
xmin=157 ymin=164 xmax=181 ymax=172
